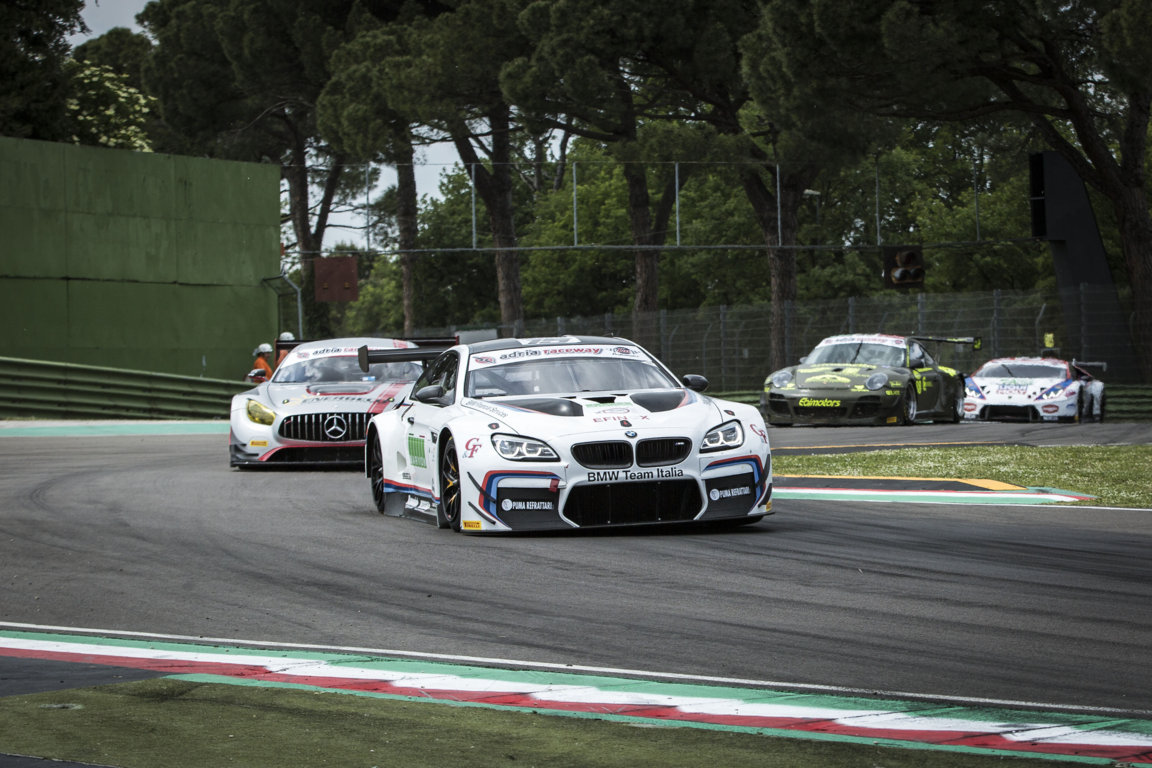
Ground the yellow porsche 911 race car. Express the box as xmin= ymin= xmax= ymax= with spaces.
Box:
xmin=760 ymin=333 xmax=979 ymax=426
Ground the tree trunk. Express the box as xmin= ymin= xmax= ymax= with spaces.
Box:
xmin=395 ymin=145 xmax=418 ymax=336
xmin=1114 ymin=190 xmax=1152 ymax=381
xmin=451 ymin=109 xmax=523 ymax=335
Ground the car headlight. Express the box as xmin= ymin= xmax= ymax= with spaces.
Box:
xmin=768 ymin=370 xmax=793 ymax=388
xmin=491 ymin=434 xmax=559 ymax=461
xmin=1037 ymin=383 xmax=1072 ymax=400
xmin=964 ymin=381 xmax=983 ymax=399
xmin=701 ymin=420 xmax=743 ymax=452
xmin=246 ymin=399 xmax=276 ymax=425
xmin=864 ymin=372 xmax=888 ymax=391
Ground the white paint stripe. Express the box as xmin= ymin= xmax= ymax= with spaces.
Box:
xmin=4 ymin=632 xmax=1152 ymax=750
xmin=2 ymin=621 xmax=1149 ymax=718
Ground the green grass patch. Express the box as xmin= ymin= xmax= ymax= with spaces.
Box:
xmin=774 ymin=445 xmax=1152 ymax=508
xmin=0 ymin=679 xmax=1084 ymax=768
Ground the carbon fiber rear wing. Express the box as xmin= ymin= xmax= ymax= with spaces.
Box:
xmin=357 ymin=337 xmax=458 ymax=372
xmin=910 ymin=335 xmax=982 ymax=350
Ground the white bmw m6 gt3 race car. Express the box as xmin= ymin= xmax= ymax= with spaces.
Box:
xmin=360 ymin=336 xmax=773 ymax=534
xmin=962 ymin=356 xmax=1106 ymax=423
xmin=229 ymin=337 xmax=449 ymax=468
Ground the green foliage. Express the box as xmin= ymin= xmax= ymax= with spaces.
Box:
xmin=0 ymin=0 xmax=86 ymax=141
xmin=63 ymin=60 xmax=156 ymax=151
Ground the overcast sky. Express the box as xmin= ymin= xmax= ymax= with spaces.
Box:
xmin=69 ymin=0 xmax=147 ymax=45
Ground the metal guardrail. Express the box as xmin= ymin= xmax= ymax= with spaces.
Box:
xmin=2 ymin=355 xmax=1147 ymax=423
xmin=715 ymin=386 xmax=1152 ymax=421
xmin=0 ymin=357 xmax=250 ymax=420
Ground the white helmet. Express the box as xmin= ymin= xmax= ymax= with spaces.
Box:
xmin=278 ymin=331 xmax=295 ymax=341
xmin=254 ymin=342 xmax=273 ymax=355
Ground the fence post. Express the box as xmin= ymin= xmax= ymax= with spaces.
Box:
xmin=720 ymin=305 xmax=728 ymax=391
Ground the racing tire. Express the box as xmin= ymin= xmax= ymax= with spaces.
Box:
xmin=899 ymin=383 xmax=918 ymax=425
xmin=437 ymin=434 xmax=462 ymax=532
xmin=949 ymin=384 xmax=963 ymax=423
xmin=1067 ymin=391 xmax=1085 ymax=423
xmin=367 ymin=432 xmax=389 ymax=514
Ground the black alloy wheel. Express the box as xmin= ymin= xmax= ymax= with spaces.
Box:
xmin=900 ymin=383 xmax=918 ymax=425
xmin=438 ymin=434 xmax=462 ymax=532
xmin=368 ymin=434 xmax=388 ymax=513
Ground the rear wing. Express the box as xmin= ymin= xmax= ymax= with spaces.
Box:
xmin=357 ymin=336 xmax=458 ymax=372
xmin=1072 ymin=359 xmax=1108 ymax=372
xmin=909 ymin=335 xmax=982 ymax=350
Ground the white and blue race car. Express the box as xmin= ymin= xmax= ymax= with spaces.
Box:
xmin=360 ymin=336 xmax=773 ymax=533
xmin=962 ymin=356 xmax=1106 ymax=423
xmin=229 ymin=337 xmax=447 ymax=468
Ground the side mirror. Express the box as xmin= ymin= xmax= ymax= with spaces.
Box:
xmin=413 ymin=384 xmax=448 ymax=404
xmin=681 ymin=374 xmax=709 ymax=392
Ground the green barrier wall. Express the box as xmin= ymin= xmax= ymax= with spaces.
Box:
xmin=0 ymin=137 xmax=280 ymax=382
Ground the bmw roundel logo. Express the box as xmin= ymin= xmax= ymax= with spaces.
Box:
xmin=624 ymin=430 xmax=637 ymax=438
xmin=501 ymin=498 xmax=513 ymax=511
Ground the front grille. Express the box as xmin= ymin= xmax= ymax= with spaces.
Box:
xmin=636 ymin=438 xmax=691 ymax=467
xmin=571 ymin=441 xmax=633 ymax=469
xmin=985 ymin=404 xmax=1037 ymax=421
xmin=278 ymin=412 xmax=369 ymax=442
xmin=264 ymin=446 xmax=365 ymax=465
xmin=848 ymin=396 xmax=883 ymax=419
xmin=564 ymin=480 xmax=701 ymax=526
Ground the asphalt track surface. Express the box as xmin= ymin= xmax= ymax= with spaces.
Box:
xmin=1 ymin=420 xmax=1150 ymax=747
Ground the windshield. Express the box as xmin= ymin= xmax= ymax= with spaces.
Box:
xmin=465 ymin=355 xmax=677 ymax=398
xmin=273 ymin=355 xmax=422 ymax=384
xmin=977 ymin=362 xmax=1066 ymax=379
xmin=806 ymin=342 xmax=906 ymax=367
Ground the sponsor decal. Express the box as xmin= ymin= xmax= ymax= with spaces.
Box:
xmin=587 ymin=468 xmax=684 ymax=482
xmin=798 ymin=397 xmax=841 ymax=407
xmin=408 ymin=435 xmax=427 ymax=468
xmin=709 ymin=486 xmax=752 ymax=501
xmin=462 ymin=520 xmax=482 ymax=530
xmin=466 ymin=399 xmax=510 ymax=419
xmin=473 ymin=355 xmax=496 ymax=365
xmin=500 ymin=498 xmax=555 ymax=512
xmin=464 ymin=437 xmax=482 ymax=458
xmin=816 ymin=333 xmax=905 ymax=349
xmin=806 ymin=374 xmax=852 ymax=384
xmin=994 ymin=379 xmax=1029 ymax=395
xmin=250 ymin=440 xmax=268 ymax=447
xmin=749 ymin=424 xmax=767 ymax=444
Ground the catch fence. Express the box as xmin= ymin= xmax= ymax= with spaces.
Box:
xmin=407 ymin=285 xmax=1142 ymax=389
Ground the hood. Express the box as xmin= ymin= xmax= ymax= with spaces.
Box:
xmin=790 ymin=363 xmax=898 ymax=390
xmin=266 ymin=379 xmax=412 ymax=413
xmin=462 ymin=389 xmax=724 ymax=436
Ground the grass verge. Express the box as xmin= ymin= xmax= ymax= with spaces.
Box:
xmin=774 ymin=444 xmax=1152 ymax=508
xmin=0 ymin=679 xmax=1083 ymax=768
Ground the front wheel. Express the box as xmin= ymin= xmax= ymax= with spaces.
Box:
xmin=437 ymin=434 xmax=462 ymax=532
xmin=367 ymin=433 xmax=389 ymax=514
xmin=899 ymin=383 xmax=918 ymax=425
xmin=948 ymin=384 xmax=963 ymax=423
